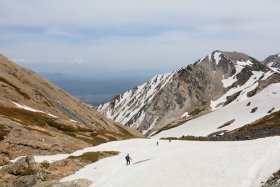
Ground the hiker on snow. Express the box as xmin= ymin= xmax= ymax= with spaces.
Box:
xmin=125 ymin=154 xmax=132 ymax=165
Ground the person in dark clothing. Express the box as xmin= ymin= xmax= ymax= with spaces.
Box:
xmin=125 ymin=154 xmax=132 ymax=165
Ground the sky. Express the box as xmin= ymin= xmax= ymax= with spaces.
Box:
xmin=0 ymin=0 xmax=279 ymax=78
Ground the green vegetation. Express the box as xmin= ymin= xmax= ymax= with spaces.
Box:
xmin=0 ymin=105 xmax=60 ymax=129
xmin=69 ymin=125 xmax=137 ymax=146
xmin=40 ymin=161 xmax=50 ymax=169
xmin=19 ymin=167 xmax=36 ymax=176
xmin=0 ymin=105 xmax=89 ymax=139
xmin=64 ymin=129 xmax=120 ymax=146
xmin=0 ymin=105 xmax=87 ymax=134
xmin=42 ymin=101 xmax=54 ymax=107
xmin=115 ymin=125 xmax=137 ymax=140
xmin=0 ymin=105 xmax=137 ymax=146
xmin=189 ymin=108 xmax=202 ymax=116
xmin=76 ymin=136 xmax=107 ymax=146
xmin=161 ymin=135 xmax=207 ymax=141
xmin=180 ymin=135 xmax=208 ymax=141
xmin=68 ymin=151 xmax=119 ymax=163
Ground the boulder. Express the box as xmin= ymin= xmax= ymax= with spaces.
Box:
xmin=0 ymin=155 xmax=47 ymax=185
xmin=1 ymin=156 xmax=37 ymax=175
xmin=14 ymin=175 xmax=37 ymax=187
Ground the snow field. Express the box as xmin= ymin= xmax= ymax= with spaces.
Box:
xmin=31 ymin=138 xmax=280 ymax=187
xmin=155 ymin=83 xmax=280 ymax=137
xmin=12 ymin=102 xmax=58 ymax=118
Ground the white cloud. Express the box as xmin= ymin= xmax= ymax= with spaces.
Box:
xmin=1 ymin=0 xmax=279 ymax=30
xmin=0 ymin=0 xmax=279 ymax=76
xmin=12 ymin=58 xmax=35 ymax=64
xmin=72 ymin=58 xmax=83 ymax=64
xmin=44 ymin=27 xmax=74 ymax=37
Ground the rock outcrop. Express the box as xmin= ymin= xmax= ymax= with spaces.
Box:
xmin=0 ymin=156 xmax=92 ymax=187
xmin=0 ymin=156 xmax=47 ymax=186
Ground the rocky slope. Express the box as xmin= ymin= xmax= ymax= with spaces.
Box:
xmin=0 ymin=54 xmax=141 ymax=165
xmin=263 ymin=52 xmax=280 ymax=70
xmin=0 ymin=150 xmax=118 ymax=187
xmin=262 ymin=169 xmax=280 ymax=187
xmin=98 ymin=50 xmax=280 ymax=135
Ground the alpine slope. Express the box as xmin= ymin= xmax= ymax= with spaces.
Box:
xmin=98 ymin=50 xmax=280 ymax=137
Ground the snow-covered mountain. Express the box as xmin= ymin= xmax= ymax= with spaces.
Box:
xmin=98 ymin=50 xmax=280 ymax=135
xmin=263 ymin=52 xmax=280 ymax=70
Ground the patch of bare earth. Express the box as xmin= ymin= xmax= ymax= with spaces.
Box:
xmin=43 ymin=151 xmax=119 ymax=181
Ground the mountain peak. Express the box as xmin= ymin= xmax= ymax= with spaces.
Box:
xmin=196 ymin=50 xmax=253 ymax=67
xmin=263 ymin=53 xmax=280 ymax=69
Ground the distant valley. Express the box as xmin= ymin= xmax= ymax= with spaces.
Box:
xmin=40 ymin=73 xmax=151 ymax=105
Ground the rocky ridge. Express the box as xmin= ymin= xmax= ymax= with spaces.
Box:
xmin=98 ymin=50 xmax=280 ymax=135
xmin=263 ymin=52 xmax=280 ymax=70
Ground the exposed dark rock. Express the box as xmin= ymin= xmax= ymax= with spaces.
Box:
xmin=247 ymin=73 xmax=280 ymax=97
xmin=262 ymin=169 xmax=280 ymax=187
xmin=263 ymin=53 xmax=280 ymax=69
xmin=217 ymin=119 xmax=235 ymax=129
xmin=268 ymin=108 xmax=275 ymax=114
xmin=224 ymin=91 xmax=241 ymax=106
xmin=207 ymin=130 xmax=228 ymax=137
xmin=251 ymin=107 xmax=258 ymax=113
